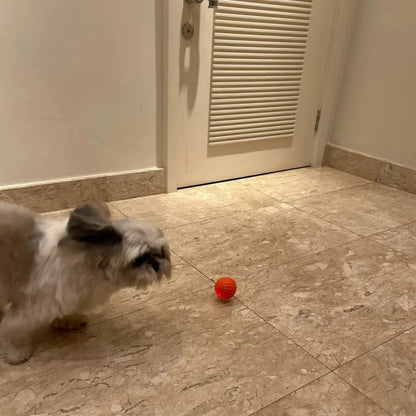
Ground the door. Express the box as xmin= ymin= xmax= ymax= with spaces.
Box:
xmin=177 ymin=0 xmax=336 ymax=187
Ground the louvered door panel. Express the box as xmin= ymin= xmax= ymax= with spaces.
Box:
xmin=208 ymin=0 xmax=313 ymax=145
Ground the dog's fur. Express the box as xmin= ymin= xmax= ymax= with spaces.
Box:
xmin=0 ymin=201 xmax=171 ymax=364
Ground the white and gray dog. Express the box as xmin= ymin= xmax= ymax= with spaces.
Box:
xmin=0 ymin=201 xmax=171 ymax=364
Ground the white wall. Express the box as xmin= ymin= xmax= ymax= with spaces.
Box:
xmin=0 ymin=0 xmax=162 ymax=187
xmin=331 ymin=0 xmax=416 ymax=169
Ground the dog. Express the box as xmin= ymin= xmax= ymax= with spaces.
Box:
xmin=0 ymin=201 xmax=171 ymax=364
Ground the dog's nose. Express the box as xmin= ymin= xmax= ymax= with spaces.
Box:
xmin=150 ymin=259 xmax=160 ymax=272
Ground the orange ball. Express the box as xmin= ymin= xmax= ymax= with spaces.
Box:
xmin=215 ymin=277 xmax=237 ymax=300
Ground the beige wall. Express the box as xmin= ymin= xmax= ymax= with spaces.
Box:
xmin=0 ymin=0 xmax=162 ymax=187
xmin=331 ymin=0 xmax=416 ymax=169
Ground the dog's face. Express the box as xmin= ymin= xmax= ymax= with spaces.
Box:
xmin=110 ymin=217 xmax=171 ymax=288
xmin=64 ymin=203 xmax=171 ymax=289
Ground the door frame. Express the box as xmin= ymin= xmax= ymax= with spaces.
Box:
xmin=161 ymin=0 xmax=357 ymax=192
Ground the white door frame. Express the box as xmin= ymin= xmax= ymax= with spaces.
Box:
xmin=161 ymin=0 xmax=357 ymax=192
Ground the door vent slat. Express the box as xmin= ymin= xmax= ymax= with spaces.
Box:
xmin=208 ymin=0 xmax=313 ymax=145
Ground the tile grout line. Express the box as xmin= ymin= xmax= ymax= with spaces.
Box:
xmin=287 ymin=200 xmax=416 ymax=242
xmin=24 ymin=232 xmax=379 ymax=359
xmin=170 ymin=233 xmax=369 ymax=285
xmin=241 ymin=280 xmax=416 ymax=376
xmin=238 ymin=177 xmax=371 ymax=203
xmin=157 ymin=196 xmax=319 ymax=230
xmin=325 ymin=324 xmax=416 ymax=415
xmin=366 ymin=219 xmax=416 ymax=239
xmin=109 ymin=169 xmax=415 ymax=235
xmin=166 ymin=198 xmax=383 ymax=280
xmin=234 ymin=297 xmax=332 ymax=372
xmin=108 ymin=202 xmax=127 ymax=217
xmin=87 ymin=287 xmax=211 ymax=327
xmin=171 ymin=258 xmax=347 ymax=416
xmin=2 ymin=285 xmax=214 ymax=364
xmin=172 ymin=245 xmax=349 ymax=374
xmin=286 ymin=182 xmax=373 ymax=203
xmin=286 ymin=203 xmax=364 ymax=238
xmin=238 ymin=222 xmax=414 ymax=416
xmin=225 ymin=231 xmax=413 ymax=416
xmin=333 ymin=323 xmax=416 ymax=372
xmin=170 ymin=249 xmax=217 ymax=285
xmin=244 ymin=306 xmax=412 ymax=416
xmin=109 ymin=179 xmax=374 ymax=238
xmin=109 ymin=201 xmax=283 ymax=232
xmin=236 ymin=178 xmax=382 ymax=239
xmin=109 ymin=172 xmax=369 ymax=233
xmin=368 ymin=229 xmax=416 ymax=260
xmin=102 ymin=239 xmax=397 ymax=416
xmin=301 ymin=210 xmax=416 ymax=259
xmin=247 ymin=371 xmax=331 ymax=416
xmin=172 ymin=251 xmax=335 ymax=373
xmin=108 ymin=176 xmax=285 ymax=228
xmin=248 ymin=369 xmax=392 ymax=416
xmin=235 ymin=179 xmax=287 ymax=202
xmin=53 ymin=199 xmax=416 ymax=257
xmin=335 ymin=372 xmax=394 ymax=416
xmin=28 ymin=285 xmax=211 ymax=351
xmin=113 ymin=195 xmax=414 ymax=254
xmin=359 ymin=220 xmax=416 ymax=240
xmin=173 ymin=244 xmax=395 ymax=379
xmin=161 ymin=209 xmax=254 ymax=231
xmin=368 ymin=220 xmax=416 ymax=237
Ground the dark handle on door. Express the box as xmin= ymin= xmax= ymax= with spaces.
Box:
xmin=184 ymin=0 xmax=218 ymax=8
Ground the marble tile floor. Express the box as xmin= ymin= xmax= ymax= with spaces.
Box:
xmin=1 ymin=167 xmax=416 ymax=415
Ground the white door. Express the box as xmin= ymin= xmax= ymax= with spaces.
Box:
xmin=177 ymin=0 xmax=336 ymax=187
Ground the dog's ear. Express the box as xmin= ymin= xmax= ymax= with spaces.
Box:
xmin=67 ymin=203 xmax=122 ymax=245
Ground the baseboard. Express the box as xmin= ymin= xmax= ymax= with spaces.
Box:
xmin=0 ymin=168 xmax=165 ymax=212
xmin=323 ymin=144 xmax=416 ymax=195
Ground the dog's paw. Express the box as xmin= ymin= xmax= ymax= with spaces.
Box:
xmin=51 ymin=314 xmax=88 ymax=331
xmin=3 ymin=344 xmax=32 ymax=365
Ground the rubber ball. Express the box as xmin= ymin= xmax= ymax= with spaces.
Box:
xmin=215 ymin=277 xmax=237 ymax=300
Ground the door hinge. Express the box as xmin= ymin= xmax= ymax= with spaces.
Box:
xmin=314 ymin=107 xmax=322 ymax=133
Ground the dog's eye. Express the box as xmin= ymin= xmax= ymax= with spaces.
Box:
xmin=132 ymin=252 xmax=150 ymax=268
xmin=162 ymin=245 xmax=171 ymax=261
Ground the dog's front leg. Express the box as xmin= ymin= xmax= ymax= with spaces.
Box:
xmin=0 ymin=309 xmax=33 ymax=365
xmin=51 ymin=314 xmax=88 ymax=331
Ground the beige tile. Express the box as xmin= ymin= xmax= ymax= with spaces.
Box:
xmin=236 ymin=239 xmax=416 ymax=368
xmin=371 ymin=222 xmax=416 ymax=257
xmin=337 ymin=328 xmax=416 ymax=416
xmin=111 ymin=180 xmax=280 ymax=229
xmin=0 ymin=290 xmax=327 ymax=416
xmin=294 ymin=183 xmax=416 ymax=236
xmin=377 ymin=162 xmax=416 ymax=195
xmin=323 ymin=144 xmax=382 ymax=181
xmin=238 ymin=167 xmax=369 ymax=201
xmin=165 ymin=205 xmax=357 ymax=282
xmin=255 ymin=373 xmax=389 ymax=416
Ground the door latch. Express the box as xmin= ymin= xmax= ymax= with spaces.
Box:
xmin=184 ymin=0 xmax=218 ymax=8
xmin=314 ymin=107 xmax=322 ymax=133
